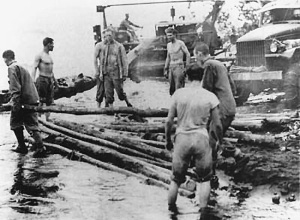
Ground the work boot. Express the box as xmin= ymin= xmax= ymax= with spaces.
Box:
xmin=12 ymin=144 xmax=28 ymax=154
xmin=12 ymin=127 xmax=28 ymax=154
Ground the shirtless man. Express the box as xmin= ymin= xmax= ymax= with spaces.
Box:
xmin=164 ymin=27 xmax=190 ymax=96
xmin=31 ymin=37 xmax=56 ymax=121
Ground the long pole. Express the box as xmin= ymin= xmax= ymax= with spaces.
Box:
xmin=106 ymin=0 xmax=222 ymax=8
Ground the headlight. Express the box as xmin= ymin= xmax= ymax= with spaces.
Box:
xmin=270 ymin=41 xmax=278 ymax=53
xmin=270 ymin=39 xmax=286 ymax=53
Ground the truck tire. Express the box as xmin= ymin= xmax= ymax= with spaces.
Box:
xmin=284 ymin=69 xmax=299 ymax=109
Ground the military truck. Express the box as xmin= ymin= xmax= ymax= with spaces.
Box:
xmin=230 ymin=0 xmax=300 ymax=107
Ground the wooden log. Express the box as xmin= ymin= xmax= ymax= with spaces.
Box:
xmin=225 ymin=130 xmax=278 ymax=147
xmin=231 ymin=120 xmax=263 ymax=131
xmin=23 ymin=104 xmax=168 ymax=117
xmin=40 ymin=119 xmax=171 ymax=162
xmin=46 ymin=119 xmax=172 ymax=161
xmin=44 ymin=142 xmax=193 ymax=197
xmin=95 ymin=123 xmax=166 ymax=133
xmin=40 ymin=125 xmax=172 ymax=184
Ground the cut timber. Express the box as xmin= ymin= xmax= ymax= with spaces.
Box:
xmin=225 ymin=130 xmax=277 ymax=147
xmin=23 ymin=105 xmax=168 ymax=117
xmin=41 ymin=125 xmax=171 ymax=184
xmin=40 ymin=119 xmax=171 ymax=162
xmin=45 ymin=142 xmax=193 ymax=197
xmin=231 ymin=120 xmax=263 ymax=132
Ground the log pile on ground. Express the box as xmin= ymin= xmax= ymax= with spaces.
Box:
xmin=31 ymin=105 xmax=300 ymax=197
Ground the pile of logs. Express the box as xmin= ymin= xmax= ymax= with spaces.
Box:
xmin=3 ymin=104 xmax=298 ymax=196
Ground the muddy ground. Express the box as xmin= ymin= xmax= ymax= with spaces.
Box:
xmin=0 ymin=77 xmax=299 ymax=220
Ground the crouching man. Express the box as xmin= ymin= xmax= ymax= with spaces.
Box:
xmin=2 ymin=50 xmax=46 ymax=157
xmin=165 ymin=65 xmax=222 ymax=214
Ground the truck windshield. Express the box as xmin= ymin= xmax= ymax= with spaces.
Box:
xmin=261 ymin=8 xmax=300 ymax=26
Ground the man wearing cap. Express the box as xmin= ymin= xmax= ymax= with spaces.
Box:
xmin=164 ymin=27 xmax=190 ymax=96
xmin=119 ymin=13 xmax=143 ymax=42
xmin=194 ymin=43 xmax=249 ymax=173
xmin=97 ymin=28 xmax=132 ymax=107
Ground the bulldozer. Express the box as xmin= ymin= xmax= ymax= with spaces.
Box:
xmin=92 ymin=0 xmax=226 ymax=80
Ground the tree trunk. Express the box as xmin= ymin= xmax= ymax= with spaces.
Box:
xmin=225 ymin=130 xmax=277 ymax=147
xmin=40 ymin=119 xmax=172 ymax=162
xmin=23 ymin=104 xmax=168 ymax=117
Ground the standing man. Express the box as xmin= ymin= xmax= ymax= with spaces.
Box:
xmin=31 ymin=37 xmax=56 ymax=121
xmin=194 ymin=43 xmax=249 ymax=172
xmin=99 ymin=28 xmax=132 ymax=108
xmin=2 ymin=50 xmax=46 ymax=157
xmin=119 ymin=13 xmax=143 ymax=42
xmin=94 ymin=40 xmax=105 ymax=108
xmin=164 ymin=27 xmax=190 ymax=96
xmin=165 ymin=65 xmax=222 ymax=214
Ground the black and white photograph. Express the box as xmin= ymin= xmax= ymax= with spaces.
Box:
xmin=0 ymin=0 xmax=299 ymax=219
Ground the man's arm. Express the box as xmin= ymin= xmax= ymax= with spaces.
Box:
xmin=128 ymin=20 xmax=141 ymax=28
xmin=93 ymin=43 xmax=102 ymax=79
xmin=120 ymin=44 xmax=128 ymax=79
xmin=202 ymin=65 xmax=214 ymax=92
xmin=210 ymin=106 xmax=223 ymax=145
xmin=8 ymin=66 xmax=22 ymax=112
xmin=164 ymin=45 xmax=171 ymax=78
xmin=31 ymin=54 xmax=40 ymax=82
xmin=165 ymin=96 xmax=177 ymax=150
xmin=180 ymin=41 xmax=191 ymax=67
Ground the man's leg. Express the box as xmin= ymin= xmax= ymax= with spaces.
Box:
xmin=169 ymin=68 xmax=176 ymax=96
xmin=173 ymin=65 xmax=185 ymax=91
xmin=24 ymin=110 xmax=46 ymax=157
xmin=197 ymin=181 xmax=211 ymax=210
xmin=113 ymin=78 xmax=132 ymax=107
xmin=12 ymin=127 xmax=28 ymax=154
xmin=96 ymin=78 xmax=105 ymax=108
xmin=168 ymin=181 xmax=179 ymax=211
xmin=104 ymin=75 xmax=115 ymax=107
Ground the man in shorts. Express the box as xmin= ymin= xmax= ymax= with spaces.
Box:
xmin=2 ymin=50 xmax=46 ymax=157
xmin=31 ymin=37 xmax=56 ymax=121
xmin=165 ymin=65 xmax=222 ymax=213
xmin=164 ymin=27 xmax=190 ymax=96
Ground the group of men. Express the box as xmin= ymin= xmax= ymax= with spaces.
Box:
xmin=2 ymin=23 xmax=248 ymax=216
xmin=2 ymin=37 xmax=55 ymax=157
xmin=163 ymin=27 xmax=249 ymax=216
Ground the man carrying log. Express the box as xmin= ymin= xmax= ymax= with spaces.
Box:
xmin=165 ymin=65 xmax=222 ymax=214
xmin=31 ymin=37 xmax=57 ymax=121
xmin=97 ymin=28 xmax=133 ymax=108
xmin=194 ymin=43 xmax=249 ymax=173
xmin=164 ymin=27 xmax=191 ymax=96
xmin=2 ymin=50 xmax=46 ymax=157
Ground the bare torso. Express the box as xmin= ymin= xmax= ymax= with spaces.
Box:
xmin=167 ymin=40 xmax=184 ymax=65
xmin=36 ymin=51 xmax=54 ymax=77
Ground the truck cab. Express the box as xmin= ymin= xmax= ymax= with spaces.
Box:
xmin=231 ymin=0 xmax=300 ymax=107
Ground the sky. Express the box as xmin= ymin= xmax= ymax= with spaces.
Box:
xmin=0 ymin=0 xmax=247 ymax=90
